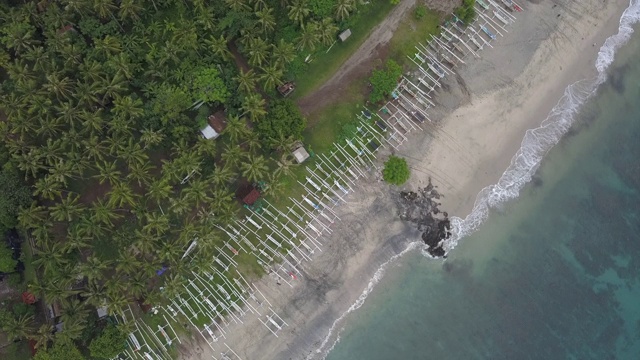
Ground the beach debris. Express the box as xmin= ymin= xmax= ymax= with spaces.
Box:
xmin=395 ymin=178 xmax=451 ymax=258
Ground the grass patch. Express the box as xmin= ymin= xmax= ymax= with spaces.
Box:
xmin=291 ymin=0 xmax=396 ymax=98
xmin=21 ymin=236 xmax=37 ymax=285
xmin=0 ymin=340 xmax=32 ymax=360
xmin=303 ymin=79 xmax=367 ymax=154
xmin=387 ymin=6 xmax=441 ymax=68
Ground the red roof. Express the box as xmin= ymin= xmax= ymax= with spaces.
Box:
xmin=242 ymin=188 xmax=260 ymax=205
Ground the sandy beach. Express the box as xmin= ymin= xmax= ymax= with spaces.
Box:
xmin=179 ymin=1 xmax=631 ymax=359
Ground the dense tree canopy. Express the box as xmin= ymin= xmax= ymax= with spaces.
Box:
xmin=89 ymin=325 xmax=127 ymax=359
xmin=382 ymin=155 xmax=410 ymax=185
xmin=369 ymin=59 xmax=403 ymax=103
xmin=256 ymin=99 xmax=307 ymax=146
xmin=0 ymin=0 xmax=365 ymax=352
xmin=33 ymin=336 xmax=84 ymax=360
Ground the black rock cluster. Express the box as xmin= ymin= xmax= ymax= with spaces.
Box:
xmin=395 ymin=178 xmax=451 ymax=258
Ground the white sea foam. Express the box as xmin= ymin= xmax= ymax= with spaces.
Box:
xmin=309 ymin=241 xmax=422 ymax=360
xmin=314 ymin=2 xmax=640 ymax=359
xmin=444 ymin=0 xmax=640 ymax=253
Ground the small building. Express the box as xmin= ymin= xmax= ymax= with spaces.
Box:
xmin=96 ymin=305 xmax=108 ymax=319
xmin=339 ymin=29 xmax=352 ymax=42
xmin=238 ymin=185 xmax=261 ymax=206
xmin=292 ymin=146 xmax=310 ymax=164
xmin=277 ymin=82 xmax=296 ymax=97
xmin=200 ymin=111 xmax=227 ymax=140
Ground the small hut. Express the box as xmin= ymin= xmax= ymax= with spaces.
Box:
xmin=292 ymin=146 xmax=310 ymax=164
xmin=277 ymin=82 xmax=296 ymax=97
xmin=338 ymin=29 xmax=352 ymax=42
xmin=200 ymin=111 xmax=227 ymax=140
xmin=238 ymin=185 xmax=261 ymax=206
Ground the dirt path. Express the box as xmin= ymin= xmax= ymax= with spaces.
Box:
xmin=297 ymin=0 xmax=461 ymax=118
xmin=297 ymin=0 xmax=418 ymax=116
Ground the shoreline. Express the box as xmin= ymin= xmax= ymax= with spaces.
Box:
xmin=180 ymin=1 xmax=631 ymax=359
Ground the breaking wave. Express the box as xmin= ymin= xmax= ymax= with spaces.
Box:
xmin=444 ymin=0 xmax=640 ymax=252
xmin=310 ymin=241 xmax=422 ymax=360
xmin=314 ymin=2 xmax=640 ymax=359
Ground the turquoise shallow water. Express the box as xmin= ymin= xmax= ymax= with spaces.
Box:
xmin=325 ymin=16 xmax=640 ymax=360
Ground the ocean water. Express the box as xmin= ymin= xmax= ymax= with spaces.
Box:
xmin=322 ymin=5 xmax=640 ymax=360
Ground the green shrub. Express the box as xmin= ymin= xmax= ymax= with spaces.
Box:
xmin=414 ymin=5 xmax=427 ymax=20
xmin=369 ymin=59 xmax=403 ymax=103
xmin=383 ymin=155 xmax=410 ymax=185
xmin=89 ymin=325 xmax=127 ymax=359
xmin=455 ymin=0 xmax=477 ymax=24
xmin=256 ymin=100 xmax=307 ymax=145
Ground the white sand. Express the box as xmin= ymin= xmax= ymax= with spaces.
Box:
xmin=180 ymin=1 xmax=631 ymax=359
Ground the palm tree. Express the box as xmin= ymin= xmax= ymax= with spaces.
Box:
xmin=79 ymin=256 xmax=111 ymax=283
xmin=76 ymin=213 xmax=108 ymax=238
xmin=100 ymin=72 xmax=127 ymax=104
xmin=64 ymin=225 xmax=91 ymax=253
xmin=2 ymin=314 xmax=34 ymax=341
xmin=273 ymin=156 xmax=297 ymax=178
xmin=263 ymin=174 xmax=288 ymax=199
xmin=224 ymin=0 xmax=249 ymax=11
xmin=143 ymin=211 xmax=170 ymax=236
xmin=288 ymin=0 xmax=310 ymax=27
xmin=208 ymin=165 xmax=234 ymax=187
xmin=334 ymin=0 xmax=356 ymax=21
xmin=59 ymin=315 xmax=87 ymax=340
xmin=18 ymin=202 xmax=48 ymax=230
xmin=133 ymin=230 xmax=158 ymax=255
xmin=126 ymin=272 xmax=149 ymax=300
xmin=127 ymin=160 xmax=155 ymax=187
xmin=241 ymin=94 xmax=267 ymax=121
xmin=112 ymin=95 xmax=144 ymax=120
xmin=59 ymin=299 xmax=89 ymax=325
xmin=296 ymin=22 xmax=321 ymax=51
xmin=44 ymin=73 xmax=73 ymax=101
xmin=33 ymin=176 xmax=63 ymax=201
xmin=115 ymin=249 xmax=141 ymax=275
xmin=140 ymin=128 xmax=165 ymax=149
xmin=14 ymin=148 xmax=44 ymax=179
xmin=247 ymin=37 xmax=269 ymax=67
xmin=81 ymin=281 xmax=107 ymax=307
xmin=91 ymin=197 xmax=122 ymax=226
xmin=118 ymin=0 xmax=143 ymax=21
xmin=221 ymin=144 xmax=244 ymax=169
xmin=108 ymin=181 xmax=138 ymax=208
xmin=271 ymin=39 xmax=296 ymax=67
xmin=234 ymin=69 xmax=258 ymax=95
xmin=147 ymin=178 xmax=173 ymax=209
xmin=260 ymin=63 xmax=284 ymax=91
xmin=241 ymin=154 xmax=269 ymax=182
xmin=94 ymin=160 xmax=122 ymax=186
xmin=243 ymin=130 xmax=262 ymax=152
xmin=183 ymin=179 xmax=211 ymax=207
xmin=49 ymin=193 xmax=84 ymax=222
xmin=205 ymin=35 xmax=232 ymax=61
xmin=82 ymin=136 xmax=107 ymax=162
xmin=30 ymin=324 xmax=55 ymax=350
xmin=318 ymin=18 xmax=340 ymax=46
xmin=79 ymin=108 xmax=105 ymax=135
xmin=223 ymin=115 xmax=249 ymax=144
xmin=256 ymin=7 xmax=276 ymax=33
xmin=106 ymin=289 xmax=129 ymax=315
xmin=32 ymin=241 xmax=67 ymax=277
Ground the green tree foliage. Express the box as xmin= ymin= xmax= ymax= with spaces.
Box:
xmin=382 ymin=155 xmax=410 ymax=186
xmin=191 ymin=68 xmax=230 ymax=105
xmin=88 ymin=325 xmax=127 ymax=359
xmin=309 ymin=0 xmax=335 ymax=18
xmin=0 ymin=145 xmax=31 ymax=232
xmin=33 ymin=336 xmax=85 ymax=360
xmin=256 ymin=100 xmax=307 ymax=146
xmin=455 ymin=0 xmax=477 ymax=24
xmin=0 ymin=243 xmax=18 ymax=273
xmin=369 ymin=59 xmax=403 ymax=103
